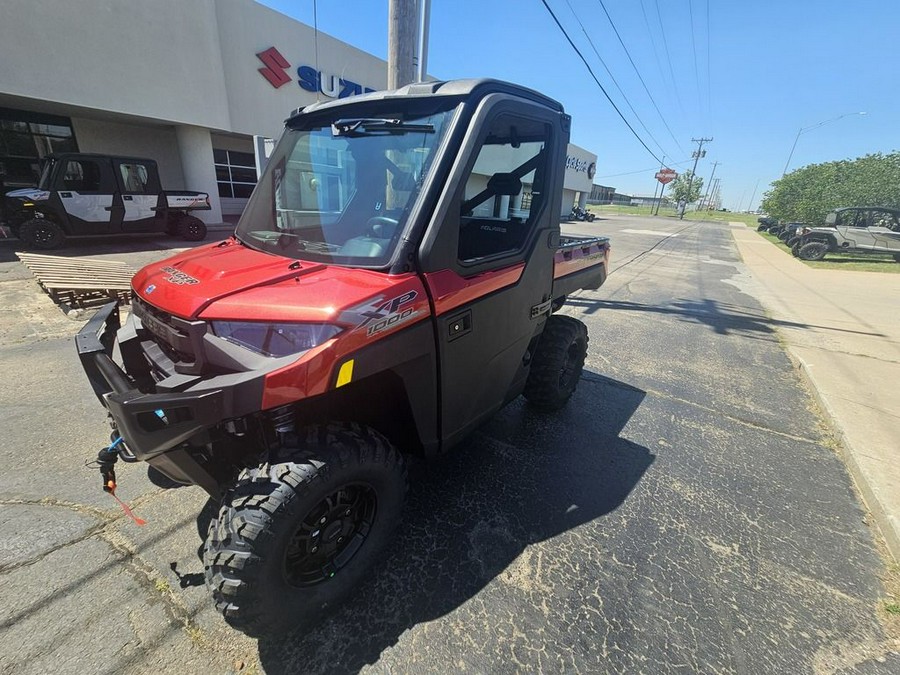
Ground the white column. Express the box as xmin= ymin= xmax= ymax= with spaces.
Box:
xmin=577 ymin=192 xmax=588 ymax=209
xmin=175 ymin=125 xmax=222 ymax=224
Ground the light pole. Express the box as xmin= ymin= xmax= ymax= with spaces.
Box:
xmin=781 ymin=112 xmax=867 ymax=177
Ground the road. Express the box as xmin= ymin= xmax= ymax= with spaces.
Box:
xmin=0 ymin=219 xmax=897 ymax=673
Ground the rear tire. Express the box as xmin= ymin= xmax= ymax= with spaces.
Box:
xmin=203 ymin=423 xmax=408 ymax=637
xmin=18 ymin=218 xmax=65 ymax=250
xmin=798 ymin=241 xmax=828 ymax=261
xmin=791 ymin=242 xmax=801 ymax=257
xmin=179 ymin=215 xmax=207 ymax=242
xmin=524 ymin=315 xmax=588 ymax=411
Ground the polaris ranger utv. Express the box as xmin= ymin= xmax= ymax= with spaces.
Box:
xmin=4 ymin=153 xmax=210 ymax=249
xmin=76 ymin=79 xmax=609 ymax=636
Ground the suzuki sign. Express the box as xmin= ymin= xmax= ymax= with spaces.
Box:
xmin=256 ymin=47 xmax=376 ymax=99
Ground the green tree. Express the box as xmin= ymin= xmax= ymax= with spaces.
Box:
xmin=668 ymin=170 xmax=704 ymax=205
xmin=761 ymin=152 xmax=900 ymax=224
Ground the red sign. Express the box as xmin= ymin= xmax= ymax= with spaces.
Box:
xmin=655 ymin=168 xmax=677 ymax=185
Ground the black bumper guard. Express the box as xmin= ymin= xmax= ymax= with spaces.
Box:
xmin=76 ymin=301 xmax=225 ymax=463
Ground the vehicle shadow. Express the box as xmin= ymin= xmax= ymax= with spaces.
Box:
xmin=244 ymin=371 xmax=653 ymax=673
xmin=565 ymin=296 xmax=888 ymax=338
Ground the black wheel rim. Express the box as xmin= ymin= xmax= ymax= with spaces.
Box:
xmin=559 ymin=341 xmax=583 ymax=390
xmin=187 ymin=222 xmax=201 ymax=237
xmin=283 ymin=483 xmax=377 ymax=587
xmin=33 ymin=224 xmax=56 ymax=245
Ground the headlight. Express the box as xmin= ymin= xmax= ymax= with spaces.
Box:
xmin=209 ymin=321 xmax=342 ymax=357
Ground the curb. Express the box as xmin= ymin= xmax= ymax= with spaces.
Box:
xmin=786 ymin=348 xmax=900 ymax=562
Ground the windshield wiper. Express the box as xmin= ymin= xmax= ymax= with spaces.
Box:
xmin=332 ymin=118 xmax=434 ymax=137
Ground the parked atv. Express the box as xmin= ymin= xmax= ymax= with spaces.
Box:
xmin=796 ymin=207 xmax=900 ymax=261
xmin=757 ymin=215 xmax=777 ymax=232
xmin=569 ymin=205 xmax=596 ymax=222
xmin=76 ymin=79 xmax=611 ymax=636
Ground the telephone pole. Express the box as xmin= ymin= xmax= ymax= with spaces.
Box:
xmin=701 ymin=161 xmax=719 ymax=210
xmin=388 ymin=0 xmax=418 ymax=89
xmin=680 ymin=137 xmax=712 ymax=219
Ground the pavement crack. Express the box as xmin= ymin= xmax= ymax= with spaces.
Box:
xmin=580 ymin=374 xmax=823 ymax=445
xmin=0 ymin=522 xmax=108 ymax=575
xmin=94 ymin=528 xmax=205 ymax=643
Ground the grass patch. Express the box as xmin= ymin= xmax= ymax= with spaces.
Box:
xmin=590 ymin=204 xmax=759 ymax=226
xmin=755 ymin=230 xmax=900 ymax=273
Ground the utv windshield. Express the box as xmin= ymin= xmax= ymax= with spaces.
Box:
xmin=235 ymin=104 xmax=458 ymax=266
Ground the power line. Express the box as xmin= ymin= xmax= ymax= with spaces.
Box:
xmin=638 ymin=0 xmax=669 ymax=102
xmin=688 ymin=0 xmax=702 ymax=116
xmin=706 ymin=0 xmax=712 ymax=122
xmin=561 ymin=0 xmax=671 ymax=158
xmin=539 ymin=0 xmax=664 ymax=164
xmin=653 ymin=0 xmax=685 ymax=116
xmin=595 ymin=157 xmax=693 ymax=179
xmin=594 ymin=0 xmax=686 ymax=155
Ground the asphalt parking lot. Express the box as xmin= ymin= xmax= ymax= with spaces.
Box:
xmin=0 ymin=217 xmax=897 ymax=673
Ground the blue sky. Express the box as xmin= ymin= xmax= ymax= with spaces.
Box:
xmin=259 ymin=0 xmax=899 ymax=211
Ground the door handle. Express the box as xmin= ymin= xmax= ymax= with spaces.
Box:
xmin=447 ymin=310 xmax=472 ymax=342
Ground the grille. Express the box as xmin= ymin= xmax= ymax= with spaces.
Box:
xmin=132 ymin=295 xmax=208 ymax=374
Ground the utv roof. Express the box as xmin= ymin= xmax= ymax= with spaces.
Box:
xmin=289 ymin=79 xmax=565 ymax=122
xmin=832 ymin=206 xmax=900 ymax=213
xmin=44 ymin=153 xmax=158 ymax=165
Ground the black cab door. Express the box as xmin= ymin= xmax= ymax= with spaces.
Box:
xmin=418 ymin=94 xmax=568 ymax=450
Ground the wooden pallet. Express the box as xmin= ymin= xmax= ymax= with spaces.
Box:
xmin=16 ymin=251 xmax=136 ymax=308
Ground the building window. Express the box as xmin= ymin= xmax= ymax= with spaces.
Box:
xmin=214 ymin=149 xmax=257 ymax=199
xmin=0 ymin=108 xmax=78 ymax=188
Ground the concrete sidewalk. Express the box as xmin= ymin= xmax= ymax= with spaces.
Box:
xmin=731 ymin=225 xmax=900 ymax=560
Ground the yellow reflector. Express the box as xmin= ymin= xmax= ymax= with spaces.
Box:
xmin=23 ymin=202 xmax=34 ymax=207
xmin=336 ymin=360 xmax=354 ymax=388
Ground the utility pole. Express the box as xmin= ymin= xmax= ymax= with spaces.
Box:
xmin=415 ymin=0 xmax=431 ymax=82
xmin=708 ymin=178 xmax=721 ymax=211
xmin=746 ymin=179 xmax=760 ymax=213
xmin=650 ymin=155 xmax=665 ymax=216
xmin=700 ymin=161 xmax=719 ymax=210
xmin=680 ymin=137 xmax=712 ymax=220
xmin=388 ymin=0 xmax=418 ymax=89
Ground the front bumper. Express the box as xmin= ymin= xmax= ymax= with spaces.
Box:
xmin=77 ymin=302 xmax=227 ymax=494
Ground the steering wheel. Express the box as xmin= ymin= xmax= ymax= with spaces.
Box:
xmin=365 ymin=216 xmax=399 ymax=239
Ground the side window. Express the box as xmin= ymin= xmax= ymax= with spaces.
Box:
xmin=457 ymin=114 xmax=550 ymax=263
xmin=119 ymin=163 xmax=152 ymax=193
xmin=838 ymin=210 xmax=860 ymax=227
xmin=872 ymin=211 xmax=900 ymax=231
xmin=62 ymin=160 xmax=102 ymax=192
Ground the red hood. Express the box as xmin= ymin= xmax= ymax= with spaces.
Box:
xmin=132 ymin=239 xmax=412 ymax=323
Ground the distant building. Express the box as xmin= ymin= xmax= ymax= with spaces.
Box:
xmin=588 ymin=184 xmax=616 ymax=204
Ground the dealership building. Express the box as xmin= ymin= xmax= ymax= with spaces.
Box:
xmin=0 ymin=0 xmax=596 ymax=224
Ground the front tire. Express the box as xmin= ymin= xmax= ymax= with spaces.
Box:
xmin=524 ymin=315 xmax=588 ymax=411
xmin=18 ymin=218 xmax=65 ymax=250
xmin=798 ymin=241 xmax=828 ymax=261
xmin=204 ymin=423 xmax=407 ymax=637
